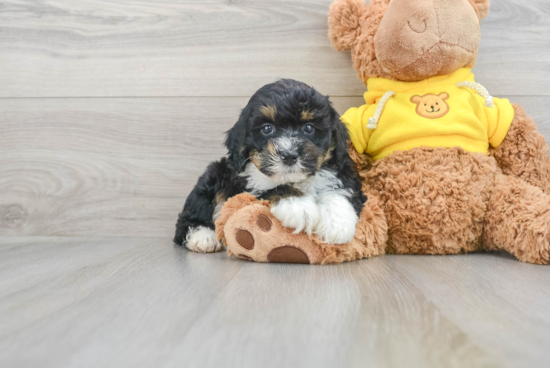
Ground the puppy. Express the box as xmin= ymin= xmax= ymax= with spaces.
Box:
xmin=174 ymin=79 xmax=366 ymax=253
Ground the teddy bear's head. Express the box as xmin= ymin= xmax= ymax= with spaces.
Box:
xmin=329 ymin=0 xmax=490 ymax=83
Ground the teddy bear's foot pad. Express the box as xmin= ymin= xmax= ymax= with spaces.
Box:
xmin=256 ymin=214 xmax=272 ymax=232
xmin=266 ymin=246 xmax=310 ymax=264
xmin=225 ymin=203 xmax=324 ymax=264
xmin=236 ymin=229 xmax=255 ymax=250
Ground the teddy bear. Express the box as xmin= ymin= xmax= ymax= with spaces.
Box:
xmin=215 ymin=0 xmax=550 ymax=265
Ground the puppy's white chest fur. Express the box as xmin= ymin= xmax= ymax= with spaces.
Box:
xmin=240 ymin=164 xmax=359 ymax=244
xmin=240 ymin=163 xmax=280 ymax=195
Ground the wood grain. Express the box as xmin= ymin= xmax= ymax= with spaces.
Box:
xmin=0 ymin=96 xmax=363 ymax=238
xmin=1 ymin=96 xmax=548 ymax=238
xmin=0 ymin=0 xmax=549 ymax=98
xmin=0 ymin=237 xmax=549 ymax=368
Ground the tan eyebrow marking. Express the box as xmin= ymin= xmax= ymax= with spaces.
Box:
xmin=260 ymin=105 xmax=277 ymax=121
xmin=301 ymin=110 xmax=314 ymax=121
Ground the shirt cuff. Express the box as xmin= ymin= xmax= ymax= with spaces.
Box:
xmin=489 ymin=98 xmax=515 ymax=148
xmin=341 ymin=108 xmax=368 ymax=154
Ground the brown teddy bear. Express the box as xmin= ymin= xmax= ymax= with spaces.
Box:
xmin=216 ymin=0 xmax=550 ymax=265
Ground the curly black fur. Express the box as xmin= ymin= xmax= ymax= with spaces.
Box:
xmin=174 ymin=79 xmax=366 ymax=246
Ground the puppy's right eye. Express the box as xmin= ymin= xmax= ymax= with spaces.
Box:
xmin=261 ymin=124 xmax=274 ymax=136
xmin=303 ymin=124 xmax=315 ymax=135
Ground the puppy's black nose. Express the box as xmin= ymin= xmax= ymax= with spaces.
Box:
xmin=281 ymin=153 xmax=298 ymax=166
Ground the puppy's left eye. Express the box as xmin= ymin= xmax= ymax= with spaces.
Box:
xmin=261 ymin=124 xmax=274 ymax=136
xmin=303 ymin=124 xmax=315 ymax=135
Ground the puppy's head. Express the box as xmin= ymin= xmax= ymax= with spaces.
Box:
xmin=226 ymin=79 xmax=348 ymax=184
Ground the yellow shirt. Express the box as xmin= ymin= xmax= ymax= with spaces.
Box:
xmin=341 ymin=68 xmax=515 ymax=160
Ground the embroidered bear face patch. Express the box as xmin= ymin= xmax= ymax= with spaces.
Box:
xmin=411 ymin=93 xmax=450 ymax=119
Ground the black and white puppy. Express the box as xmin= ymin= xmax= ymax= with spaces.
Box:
xmin=174 ymin=79 xmax=366 ymax=253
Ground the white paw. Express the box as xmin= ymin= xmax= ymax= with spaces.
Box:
xmin=186 ymin=226 xmax=224 ymax=253
xmin=270 ymin=195 xmax=320 ymax=235
xmin=314 ymin=193 xmax=358 ymax=244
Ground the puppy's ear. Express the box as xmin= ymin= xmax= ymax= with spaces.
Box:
xmin=225 ymin=106 xmax=251 ymax=171
xmin=330 ymin=106 xmax=352 ymax=164
xmin=328 ymin=0 xmax=369 ymax=51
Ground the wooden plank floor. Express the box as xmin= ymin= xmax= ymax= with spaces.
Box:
xmin=1 ymin=237 xmax=549 ymax=368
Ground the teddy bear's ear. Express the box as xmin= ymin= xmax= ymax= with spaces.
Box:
xmin=328 ymin=0 xmax=369 ymax=51
xmin=439 ymin=93 xmax=450 ymax=101
xmin=469 ymin=0 xmax=490 ymax=20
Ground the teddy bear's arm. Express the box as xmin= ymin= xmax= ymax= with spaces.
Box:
xmin=341 ymin=104 xmax=374 ymax=155
xmin=489 ymin=104 xmax=550 ymax=194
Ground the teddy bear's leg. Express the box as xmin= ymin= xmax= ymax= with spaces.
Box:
xmin=484 ymin=173 xmax=550 ymax=265
xmin=490 ymin=104 xmax=550 ymax=194
xmin=319 ymin=194 xmax=388 ymax=264
xmin=216 ymin=193 xmax=388 ymax=265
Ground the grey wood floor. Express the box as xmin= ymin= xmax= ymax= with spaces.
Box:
xmin=2 ymin=237 xmax=550 ymax=368
xmin=1 ymin=1 xmax=550 ymax=367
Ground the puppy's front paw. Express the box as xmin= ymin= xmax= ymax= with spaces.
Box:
xmin=270 ymin=196 xmax=320 ymax=235
xmin=186 ymin=226 xmax=224 ymax=253
xmin=314 ymin=193 xmax=358 ymax=244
